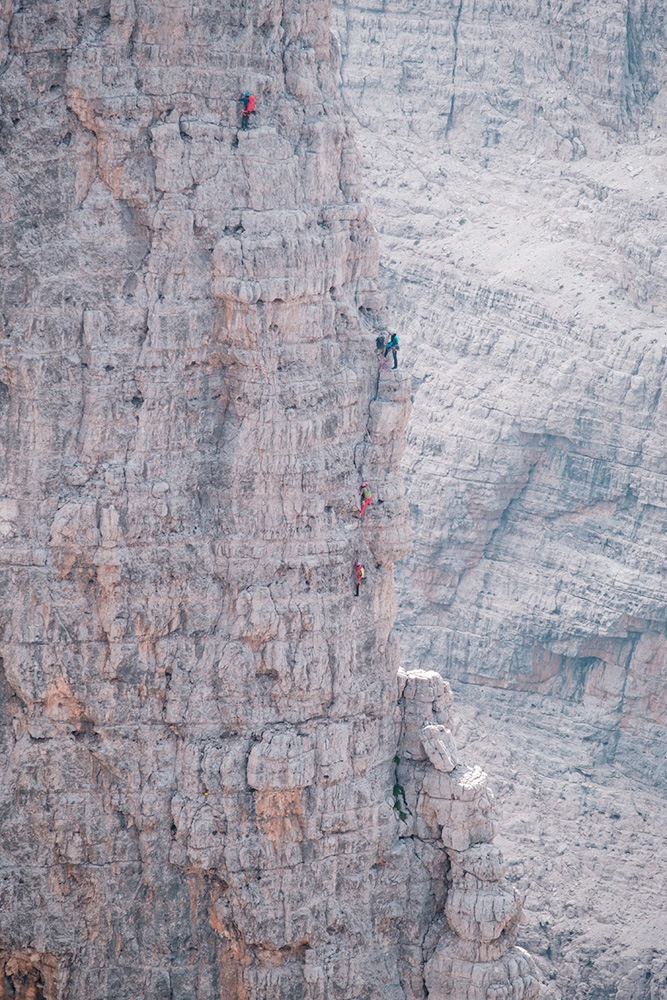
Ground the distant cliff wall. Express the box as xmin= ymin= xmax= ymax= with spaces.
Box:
xmin=334 ymin=2 xmax=667 ymax=997
xmin=334 ymin=0 xmax=667 ymax=781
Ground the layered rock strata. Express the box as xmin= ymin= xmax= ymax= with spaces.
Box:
xmin=333 ymin=0 xmax=667 ymax=994
xmin=334 ymin=0 xmax=667 ymax=776
xmin=397 ymin=669 xmax=538 ymax=1000
xmin=0 ymin=2 xmax=420 ymax=996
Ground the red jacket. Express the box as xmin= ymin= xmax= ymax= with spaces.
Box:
xmin=246 ymin=95 xmax=256 ymax=113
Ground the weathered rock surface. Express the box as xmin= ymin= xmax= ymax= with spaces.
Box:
xmin=421 ymin=723 xmax=458 ymax=773
xmin=334 ymin=0 xmax=667 ymax=995
xmin=456 ymin=683 xmax=667 ymax=1000
xmin=0 ymin=2 xmax=432 ymax=997
xmin=397 ymin=668 xmax=539 ymax=1000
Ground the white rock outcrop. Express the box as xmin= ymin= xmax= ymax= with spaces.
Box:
xmin=421 ymin=723 xmax=458 ymax=773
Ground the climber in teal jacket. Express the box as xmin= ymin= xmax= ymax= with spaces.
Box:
xmin=384 ymin=331 xmax=399 ymax=369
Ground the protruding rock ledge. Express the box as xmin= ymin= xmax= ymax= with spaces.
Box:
xmin=397 ymin=668 xmax=540 ymax=1000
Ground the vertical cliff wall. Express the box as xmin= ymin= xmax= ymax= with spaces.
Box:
xmin=333 ymin=2 xmax=667 ymax=997
xmin=0 ymin=2 xmax=419 ymax=996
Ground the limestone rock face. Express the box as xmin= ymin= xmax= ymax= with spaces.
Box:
xmin=421 ymin=723 xmax=458 ymax=773
xmin=397 ymin=669 xmax=539 ymax=1000
xmin=334 ymin=0 xmax=667 ymax=995
xmin=0 ymin=2 xmax=425 ymax=997
xmin=422 ymin=764 xmax=495 ymax=853
xmin=334 ymin=0 xmax=667 ymax=749
xmin=425 ymin=943 xmax=540 ymax=1000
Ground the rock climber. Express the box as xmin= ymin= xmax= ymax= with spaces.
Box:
xmin=354 ymin=560 xmax=366 ymax=597
xmin=358 ymin=482 xmax=373 ymax=517
xmin=384 ymin=331 xmax=399 ymax=369
xmin=238 ymin=92 xmax=256 ymax=130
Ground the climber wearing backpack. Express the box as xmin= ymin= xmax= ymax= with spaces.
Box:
xmin=354 ymin=561 xmax=366 ymax=597
xmin=238 ymin=92 xmax=256 ymax=130
xmin=358 ymin=482 xmax=373 ymax=517
xmin=384 ymin=331 xmax=399 ymax=369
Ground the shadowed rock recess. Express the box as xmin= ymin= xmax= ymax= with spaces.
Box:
xmin=0 ymin=2 xmax=537 ymax=999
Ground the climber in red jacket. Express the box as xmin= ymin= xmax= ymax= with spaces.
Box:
xmin=354 ymin=561 xmax=366 ymax=597
xmin=239 ymin=92 xmax=256 ymax=130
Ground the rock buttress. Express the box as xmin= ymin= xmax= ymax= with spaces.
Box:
xmin=397 ymin=669 xmax=539 ymax=1000
xmin=0 ymin=2 xmax=418 ymax=997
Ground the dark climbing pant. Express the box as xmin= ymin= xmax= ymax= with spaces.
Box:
xmin=390 ymin=349 xmax=398 ymax=369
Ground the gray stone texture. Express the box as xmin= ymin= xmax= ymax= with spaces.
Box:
xmin=0 ymin=2 xmax=428 ymax=997
xmin=397 ymin=668 xmax=538 ymax=1000
xmin=334 ymin=0 xmax=667 ymax=761
xmin=333 ymin=0 xmax=667 ymax=996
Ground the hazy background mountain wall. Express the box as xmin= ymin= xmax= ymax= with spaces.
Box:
xmin=333 ymin=2 xmax=667 ymax=997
